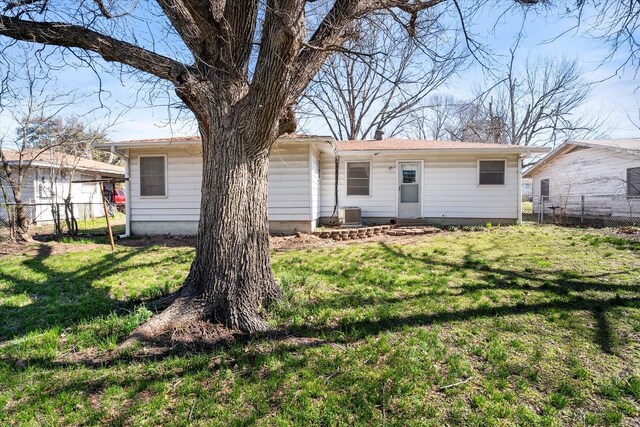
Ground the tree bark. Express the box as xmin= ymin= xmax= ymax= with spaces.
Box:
xmin=130 ymin=106 xmax=281 ymax=340
xmin=12 ymin=191 xmax=32 ymax=242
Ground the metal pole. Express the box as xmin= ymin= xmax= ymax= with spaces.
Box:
xmin=581 ymin=195 xmax=585 ymax=225
xmin=541 ymin=197 xmax=545 ymax=224
xmin=100 ymin=182 xmax=116 ymax=253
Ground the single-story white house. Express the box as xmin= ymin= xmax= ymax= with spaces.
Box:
xmin=523 ymin=138 xmax=640 ymax=220
xmin=0 ymin=149 xmax=124 ymax=222
xmin=98 ymin=135 xmax=548 ymax=235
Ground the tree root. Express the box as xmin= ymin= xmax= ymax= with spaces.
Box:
xmin=122 ymin=293 xmax=274 ymax=350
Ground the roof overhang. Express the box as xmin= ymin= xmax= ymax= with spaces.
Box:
xmin=94 ymin=135 xmax=336 ymax=151
xmin=4 ymin=160 xmax=124 ymax=176
xmin=338 ymin=147 xmax=550 ymax=156
xmin=523 ymin=139 xmax=640 ymax=178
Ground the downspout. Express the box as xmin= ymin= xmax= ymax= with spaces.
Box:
xmin=119 ymin=147 xmax=131 ymax=238
xmin=329 ymin=140 xmax=340 ymax=224
xmin=517 ymin=153 xmax=524 ymax=225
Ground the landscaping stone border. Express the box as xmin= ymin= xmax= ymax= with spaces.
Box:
xmin=312 ymin=225 xmax=440 ymax=240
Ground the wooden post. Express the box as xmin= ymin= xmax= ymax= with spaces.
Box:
xmin=100 ymin=182 xmax=116 ymax=253
xmin=581 ymin=195 xmax=585 ymax=225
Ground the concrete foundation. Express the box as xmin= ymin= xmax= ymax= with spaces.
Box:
xmin=131 ymin=219 xmax=316 ymax=236
xmin=319 ymin=216 xmax=517 ymax=227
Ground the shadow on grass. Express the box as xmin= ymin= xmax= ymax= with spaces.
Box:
xmin=3 ymin=237 xmax=639 ymax=369
xmin=0 ymin=245 xmax=185 ymax=342
xmin=273 ymin=241 xmax=638 ymax=355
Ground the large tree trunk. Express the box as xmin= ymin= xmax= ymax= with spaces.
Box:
xmin=130 ymin=109 xmax=282 ymax=341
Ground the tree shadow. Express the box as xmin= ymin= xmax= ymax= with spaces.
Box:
xmin=3 ymin=237 xmax=639 ymax=373
xmin=1 ymin=236 xmax=638 ymax=419
xmin=273 ymin=241 xmax=638 ymax=355
xmin=0 ymin=245 xmax=186 ymax=342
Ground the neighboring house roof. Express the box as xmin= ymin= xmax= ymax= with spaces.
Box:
xmin=523 ymin=138 xmax=640 ymax=178
xmin=1 ymin=149 xmax=124 ymax=176
xmin=98 ymin=135 xmax=549 ymax=155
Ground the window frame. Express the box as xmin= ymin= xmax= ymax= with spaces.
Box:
xmin=345 ymin=160 xmax=372 ymax=197
xmin=540 ymin=178 xmax=550 ymax=202
xmin=139 ymin=154 xmax=168 ymax=198
xmin=477 ymin=159 xmax=507 ymax=186
xmin=627 ymin=167 xmax=640 ymax=198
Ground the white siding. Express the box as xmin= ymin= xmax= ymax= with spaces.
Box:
xmin=0 ymin=168 xmax=106 ymax=223
xmin=32 ymin=168 xmax=104 ymax=222
xmin=320 ymin=152 xmax=520 ymax=220
xmin=0 ymin=169 xmax=36 ymax=203
xmin=529 ymin=146 xmax=640 ymax=217
xmin=129 ymin=143 xmax=313 ymax=224
xmin=269 ymin=143 xmax=311 ymax=220
xmin=310 ymin=146 xmax=321 ymax=221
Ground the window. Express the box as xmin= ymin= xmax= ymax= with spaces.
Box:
xmin=628 ymin=167 xmax=640 ymax=197
xmin=38 ymin=183 xmax=52 ymax=199
xmin=346 ymin=162 xmax=370 ymax=196
xmin=478 ymin=160 xmax=505 ymax=185
xmin=140 ymin=156 xmax=167 ymax=197
xmin=540 ymin=179 xmax=550 ymax=201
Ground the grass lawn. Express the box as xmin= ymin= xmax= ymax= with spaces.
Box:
xmin=0 ymin=226 xmax=639 ymax=426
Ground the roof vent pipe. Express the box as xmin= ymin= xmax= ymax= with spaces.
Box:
xmin=374 ymin=129 xmax=384 ymax=140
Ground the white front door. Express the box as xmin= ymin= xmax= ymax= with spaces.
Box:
xmin=398 ymin=162 xmax=421 ymax=218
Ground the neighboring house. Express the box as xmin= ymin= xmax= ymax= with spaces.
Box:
xmin=0 ymin=149 xmax=124 ymax=222
xmin=523 ymin=138 xmax=640 ymax=220
xmin=98 ymin=135 xmax=547 ymax=235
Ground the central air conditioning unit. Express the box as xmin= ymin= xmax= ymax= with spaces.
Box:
xmin=339 ymin=207 xmax=362 ymax=227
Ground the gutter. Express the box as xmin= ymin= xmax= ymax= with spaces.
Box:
xmin=120 ymin=148 xmax=131 ymax=239
xmin=337 ymin=148 xmax=550 ymax=155
xmin=517 ymin=153 xmax=524 ymax=224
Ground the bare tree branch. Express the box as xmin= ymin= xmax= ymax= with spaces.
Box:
xmin=0 ymin=15 xmax=194 ymax=83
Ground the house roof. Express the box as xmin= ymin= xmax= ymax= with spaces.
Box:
xmin=1 ymin=149 xmax=124 ymax=176
xmin=336 ymin=139 xmax=550 ymax=154
xmin=522 ymin=138 xmax=640 ymax=178
xmin=100 ymin=134 xmax=549 ymax=156
xmin=97 ymin=134 xmax=335 ymax=149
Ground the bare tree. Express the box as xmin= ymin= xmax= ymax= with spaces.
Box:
xmin=408 ymin=94 xmax=461 ymax=140
xmin=570 ymin=0 xmax=640 ymax=78
xmin=488 ymin=53 xmax=602 ymax=146
xmin=0 ymin=60 xmax=77 ymax=241
xmin=415 ymin=54 xmax=602 ymax=146
xmin=299 ymin=15 xmax=462 ymax=140
xmin=0 ymin=0 xmax=553 ymax=340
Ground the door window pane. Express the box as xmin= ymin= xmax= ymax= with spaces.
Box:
xmin=402 ymin=169 xmax=416 ymax=183
xmin=401 ymin=185 xmax=419 ymax=203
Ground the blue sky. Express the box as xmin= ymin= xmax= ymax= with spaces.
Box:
xmin=2 ymin=2 xmax=639 ymax=142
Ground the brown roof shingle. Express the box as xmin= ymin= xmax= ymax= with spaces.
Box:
xmin=336 ymin=139 xmax=547 ymax=152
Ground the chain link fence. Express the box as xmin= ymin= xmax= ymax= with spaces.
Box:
xmin=523 ymin=194 xmax=640 ymax=227
xmin=1 ymin=202 xmax=125 ymax=240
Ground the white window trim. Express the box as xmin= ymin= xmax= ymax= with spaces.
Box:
xmin=139 ymin=154 xmax=168 ymax=198
xmin=345 ymin=160 xmax=372 ymax=198
xmin=477 ymin=159 xmax=507 ymax=186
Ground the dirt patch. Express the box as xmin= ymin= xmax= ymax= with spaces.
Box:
xmin=0 ymin=241 xmax=104 ymax=260
xmin=611 ymin=226 xmax=640 ymax=241
xmin=270 ymin=228 xmax=444 ymax=251
xmin=0 ymin=228 xmax=450 ymax=259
